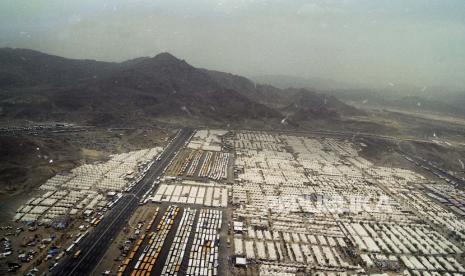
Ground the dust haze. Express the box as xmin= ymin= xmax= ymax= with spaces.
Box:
xmin=1 ymin=0 xmax=465 ymax=90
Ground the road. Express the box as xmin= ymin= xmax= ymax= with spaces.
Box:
xmin=52 ymin=127 xmax=193 ymax=276
xmin=237 ymin=127 xmax=459 ymax=146
xmin=0 ymin=125 xmax=95 ymax=136
xmin=398 ymin=147 xmax=465 ymax=189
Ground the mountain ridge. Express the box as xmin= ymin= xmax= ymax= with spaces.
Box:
xmin=0 ymin=48 xmax=360 ymax=127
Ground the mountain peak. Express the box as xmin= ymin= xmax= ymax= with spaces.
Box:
xmin=152 ymin=52 xmax=184 ymax=64
xmin=124 ymin=52 xmax=191 ymax=72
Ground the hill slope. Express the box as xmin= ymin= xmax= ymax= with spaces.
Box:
xmin=0 ymin=48 xmax=115 ymax=87
xmin=202 ymin=69 xmax=364 ymax=118
xmin=0 ymin=48 xmax=360 ymax=127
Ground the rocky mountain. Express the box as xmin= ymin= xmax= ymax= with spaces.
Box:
xmin=329 ymin=88 xmax=465 ymax=117
xmin=251 ymin=74 xmax=358 ymax=91
xmin=0 ymin=48 xmax=115 ymax=87
xmin=252 ymin=73 xmax=465 ymax=118
xmin=284 ymin=90 xmax=363 ymax=120
xmin=0 ymin=48 xmax=361 ymax=127
xmin=202 ymin=70 xmax=364 ymax=119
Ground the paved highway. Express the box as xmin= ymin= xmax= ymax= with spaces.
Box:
xmin=52 ymin=128 xmax=193 ymax=276
xmin=237 ymin=127 xmax=458 ymax=146
xmin=398 ymin=147 xmax=465 ymax=189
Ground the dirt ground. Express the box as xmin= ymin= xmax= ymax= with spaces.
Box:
xmin=346 ymin=107 xmax=465 ymax=180
xmin=0 ymin=127 xmax=175 ymax=224
xmin=0 ymin=215 xmax=92 ymax=275
xmin=0 ymin=125 xmax=174 ymax=275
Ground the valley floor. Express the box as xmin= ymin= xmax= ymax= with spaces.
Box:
xmin=2 ymin=128 xmax=465 ymax=275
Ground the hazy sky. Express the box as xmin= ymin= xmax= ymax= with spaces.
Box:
xmin=1 ymin=0 xmax=465 ymax=89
